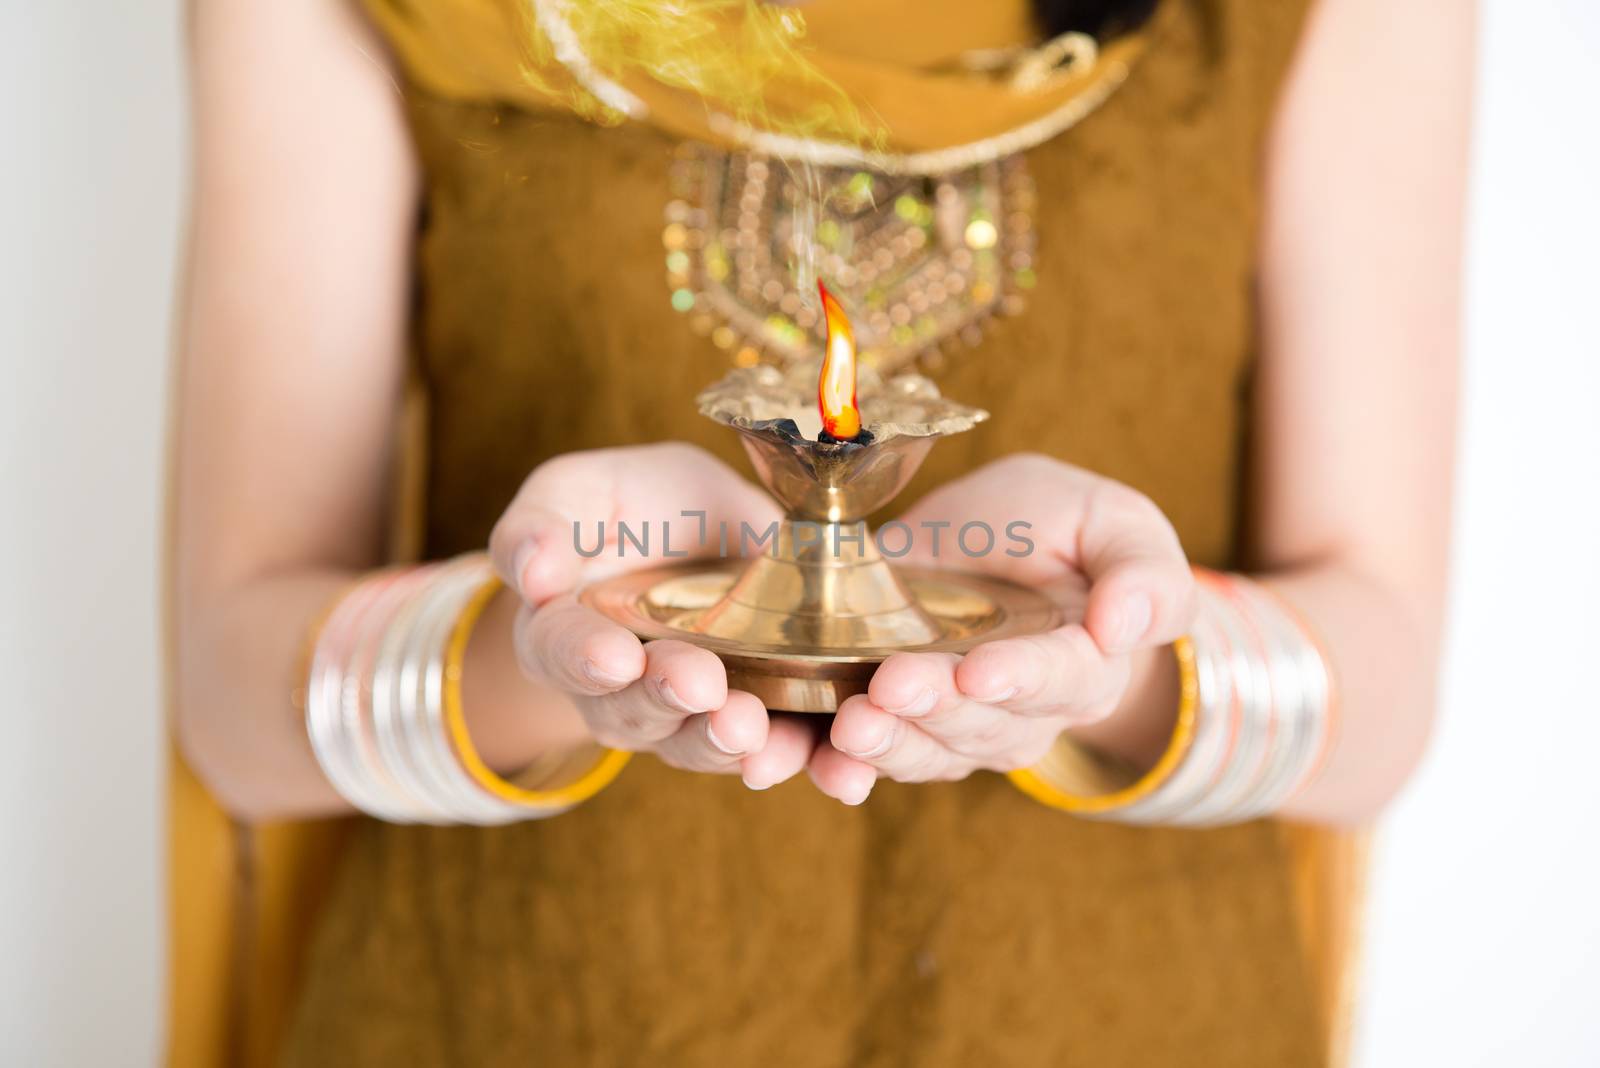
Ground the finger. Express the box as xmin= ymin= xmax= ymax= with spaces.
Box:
xmin=864 ymin=651 xmax=1017 ymax=756
xmin=890 ymin=456 xmax=1195 ymax=652
xmin=581 ymin=639 xmax=728 ymax=746
xmin=1076 ymin=482 xmax=1196 ymax=654
xmin=490 ymin=444 xmax=782 ymax=604
xmin=741 ymin=714 xmax=819 ymax=790
xmin=865 ymin=650 xmax=959 ymax=721
xmin=516 ymin=596 xmax=645 ymax=695
xmin=828 ymin=694 xmax=955 ymax=784
xmin=653 ymin=691 xmax=769 ymax=772
xmin=954 ymin=624 xmax=1129 ymax=723
xmin=887 ymin=453 xmax=1080 ymax=586
xmin=806 ymin=740 xmax=879 ymax=805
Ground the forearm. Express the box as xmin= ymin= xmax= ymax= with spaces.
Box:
xmin=177 ymin=570 xmax=349 ymax=820
xmin=176 ymin=571 xmax=589 ymax=822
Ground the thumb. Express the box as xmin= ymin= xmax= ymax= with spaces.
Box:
xmin=488 ymin=503 xmax=588 ymax=606
xmin=1077 ymin=488 xmax=1197 ymax=655
xmin=490 ymin=443 xmax=783 ymax=606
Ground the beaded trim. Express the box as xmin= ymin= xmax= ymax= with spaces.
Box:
xmin=664 ymin=146 xmax=1038 ymax=375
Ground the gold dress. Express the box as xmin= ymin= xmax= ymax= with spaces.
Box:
xmin=215 ymin=1 xmax=1357 ymax=1065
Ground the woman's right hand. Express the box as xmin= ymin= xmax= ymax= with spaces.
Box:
xmin=488 ymin=443 xmax=815 ymax=788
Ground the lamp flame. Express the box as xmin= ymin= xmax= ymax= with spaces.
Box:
xmin=817 ymin=280 xmax=862 ymax=440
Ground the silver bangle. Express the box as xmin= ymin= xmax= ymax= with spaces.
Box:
xmin=369 ymin=564 xmax=460 ymax=823
xmin=1049 ymin=570 xmax=1335 ymax=828
xmin=341 ymin=570 xmax=442 ymax=822
xmin=402 ymin=558 xmax=524 ymax=824
xmin=307 ymin=574 xmax=417 ymax=822
xmin=1120 ymin=608 xmax=1234 ymax=823
xmin=1234 ymin=578 xmax=1330 ymax=814
xmin=1177 ymin=582 xmax=1274 ymax=825
xmin=311 ymin=557 xmax=529 ymax=825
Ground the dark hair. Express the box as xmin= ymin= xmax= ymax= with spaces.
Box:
xmin=1031 ymin=0 xmax=1160 ymax=39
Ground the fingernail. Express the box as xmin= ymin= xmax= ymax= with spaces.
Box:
xmin=653 ymin=677 xmax=706 ymax=714
xmin=842 ymin=780 xmax=874 ymax=806
xmin=581 ymin=659 xmax=632 ymax=688
xmin=1112 ymin=594 xmax=1152 ymax=652
xmin=843 ymin=723 xmax=897 ymax=760
xmin=890 ymin=688 xmax=938 ymax=717
xmin=706 ymin=720 xmax=743 ymax=755
xmin=972 ymin=685 xmax=1019 ymax=704
xmin=742 ymin=769 xmax=772 ymax=791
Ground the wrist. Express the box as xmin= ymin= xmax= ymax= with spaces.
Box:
xmin=461 ymin=587 xmax=594 ymax=773
xmin=1066 ymin=641 xmax=1180 ymax=771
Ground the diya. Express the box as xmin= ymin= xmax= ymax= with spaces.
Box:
xmin=581 ymin=283 xmax=1061 ymax=712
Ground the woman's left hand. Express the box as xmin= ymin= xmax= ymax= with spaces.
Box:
xmin=808 ymin=453 xmax=1198 ymax=805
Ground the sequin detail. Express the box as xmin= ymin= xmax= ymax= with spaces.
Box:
xmin=665 ymin=145 xmax=1037 ymax=374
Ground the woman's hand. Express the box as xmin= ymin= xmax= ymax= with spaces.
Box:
xmin=809 ymin=454 xmax=1198 ymax=805
xmin=486 ymin=443 xmax=815 ymax=786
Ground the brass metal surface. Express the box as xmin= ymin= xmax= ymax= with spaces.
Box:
xmin=698 ymin=357 xmax=987 ymax=522
xmin=581 ymin=555 xmax=1061 ymax=713
xmin=579 ymin=353 xmax=1059 ymax=713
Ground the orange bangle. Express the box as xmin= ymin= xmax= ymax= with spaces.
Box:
xmin=442 ymin=575 xmax=632 ymax=812
xmin=1006 ymin=636 xmax=1198 ymax=815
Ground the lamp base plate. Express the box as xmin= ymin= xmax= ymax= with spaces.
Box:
xmin=581 ymin=561 xmax=1062 ymax=713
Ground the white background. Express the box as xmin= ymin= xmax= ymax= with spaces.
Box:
xmin=0 ymin=2 xmax=1595 ymax=1065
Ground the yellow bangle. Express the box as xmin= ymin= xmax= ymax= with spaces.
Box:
xmin=443 ymin=575 xmax=632 ymax=812
xmin=1006 ymin=636 xmax=1198 ymax=815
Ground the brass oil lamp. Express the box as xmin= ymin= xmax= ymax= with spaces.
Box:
xmin=582 ymin=283 xmax=1060 ymax=712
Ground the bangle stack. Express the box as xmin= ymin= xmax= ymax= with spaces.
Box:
xmin=1008 ymin=569 xmax=1336 ymax=826
xmin=305 ymin=553 xmax=630 ymax=824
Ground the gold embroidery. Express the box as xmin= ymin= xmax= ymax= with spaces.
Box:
xmin=665 ymin=144 xmax=1037 ymax=374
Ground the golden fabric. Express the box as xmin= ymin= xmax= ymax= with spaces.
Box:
xmin=361 ymin=0 xmax=1150 ymax=160
xmin=165 ymin=2 xmax=1372 ymax=1066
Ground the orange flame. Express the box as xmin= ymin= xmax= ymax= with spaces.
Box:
xmin=817 ymin=280 xmax=862 ymax=440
